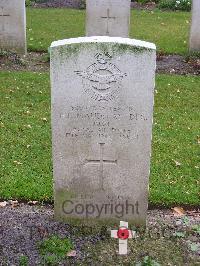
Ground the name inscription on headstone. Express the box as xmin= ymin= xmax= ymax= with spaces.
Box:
xmin=64 ymin=104 xmax=147 ymax=140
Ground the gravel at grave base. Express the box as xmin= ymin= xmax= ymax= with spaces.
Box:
xmin=0 ymin=204 xmax=101 ymax=265
xmin=0 ymin=52 xmax=200 ymax=75
xmin=0 ymin=204 xmax=199 ymax=265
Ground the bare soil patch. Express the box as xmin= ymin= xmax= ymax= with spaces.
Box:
xmin=30 ymin=0 xmax=157 ymax=10
xmin=0 ymin=51 xmax=199 ymax=75
xmin=0 ymin=51 xmax=49 ymax=72
xmin=131 ymin=1 xmax=157 ymax=11
xmin=157 ymin=53 xmax=200 ymax=75
xmin=31 ymin=0 xmax=84 ymax=9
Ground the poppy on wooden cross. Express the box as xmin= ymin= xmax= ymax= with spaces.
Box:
xmin=111 ymin=221 xmax=136 ymax=255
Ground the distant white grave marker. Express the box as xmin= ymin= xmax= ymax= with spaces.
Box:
xmin=190 ymin=0 xmax=200 ymax=51
xmin=86 ymin=0 xmax=131 ymax=37
xmin=0 ymin=0 xmax=26 ymax=54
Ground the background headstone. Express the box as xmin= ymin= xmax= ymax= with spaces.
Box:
xmin=0 ymin=0 xmax=26 ymax=54
xmin=86 ymin=0 xmax=131 ymax=37
xmin=189 ymin=0 xmax=200 ymax=51
xmin=51 ymin=36 xmax=156 ymax=226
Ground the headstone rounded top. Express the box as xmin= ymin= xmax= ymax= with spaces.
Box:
xmin=50 ymin=36 xmax=156 ymax=51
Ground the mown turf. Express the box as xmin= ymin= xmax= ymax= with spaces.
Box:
xmin=151 ymin=75 xmax=199 ymax=205
xmin=0 ymin=72 xmax=199 ymax=205
xmin=27 ymin=8 xmax=191 ymax=54
xmin=0 ymin=72 xmax=51 ymax=201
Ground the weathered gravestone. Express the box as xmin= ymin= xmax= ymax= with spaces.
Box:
xmin=86 ymin=0 xmax=131 ymax=37
xmin=190 ymin=0 xmax=200 ymax=51
xmin=0 ymin=0 xmax=26 ymax=54
xmin=50 ymin=36 xmax=156 ymax=226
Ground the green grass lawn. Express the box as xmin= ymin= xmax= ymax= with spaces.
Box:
xmin=27 ymin=8 xmax=191 ymax=54
xmin=0 ymin=72 xmax=199 ymax=205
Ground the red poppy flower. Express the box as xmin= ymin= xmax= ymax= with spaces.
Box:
xmin=117 ymin=227 xmax=129 ymax=239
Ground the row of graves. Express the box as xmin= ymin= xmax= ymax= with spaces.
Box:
xmin=0 ymin=0 xmax=199 ymax=254
xmin=0 ymin=0 xmax=200 ymax=54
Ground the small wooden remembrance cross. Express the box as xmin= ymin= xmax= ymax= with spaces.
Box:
xmin=111 ymin=221 xmax=136 ymax=255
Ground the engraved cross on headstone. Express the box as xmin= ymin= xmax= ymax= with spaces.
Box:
xmin=101 ymin=8 xmax=116 ymax=35
xmin=0 ymin=7 xmax=10 ymax=32
xmin=84 ymin=143 xmax=117 ymax=190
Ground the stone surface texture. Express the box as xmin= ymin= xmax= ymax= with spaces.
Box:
xmin=50 ymin=36 xmax=156 ymax=226
xmin=190 ymin=0 xmax=200 ymax=51
xmin=0 ymin=0 xmax=26 ymax=54
xmin=86 ymin=0 xmax=131 ymax=37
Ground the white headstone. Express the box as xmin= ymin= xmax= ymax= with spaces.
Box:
xmin=190 ymin=0 xmax=200 ymax=51
xmin=50 ymin=36 xmax=156 ymax=226
xmin=86 ymin=0 xmax=131 ymax=37
xmin=0 ymin=0 xmax=26 ymax=54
